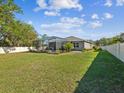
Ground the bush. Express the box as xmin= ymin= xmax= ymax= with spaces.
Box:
xmin=47 ymin=50 xmax=61 ymax=54
xmin=82 ymin=49 xmax=92 ymax=52
xmin=55 ymin=50 xmax=61 ymax=54
xmin=93 ymin=46 xmax=102 ymax=52
xmin=64 ymin=42 xmax=74 ymax=52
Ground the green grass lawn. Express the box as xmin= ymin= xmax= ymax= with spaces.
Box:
xmin=0 ymin=51 xmax=124 ymax=93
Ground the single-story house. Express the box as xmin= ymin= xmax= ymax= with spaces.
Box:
xmin=48 ymin=36 xmax=94 ymax=51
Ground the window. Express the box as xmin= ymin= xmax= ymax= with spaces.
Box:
xmin=74 ymin=43 xmax=79 ymax=48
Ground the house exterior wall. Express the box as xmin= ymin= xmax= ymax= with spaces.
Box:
xmin=79 ymin=41 xmax=84 ymax=50
xmin=53 ymin=41 xmax=84 ymax=51
xmin=121 ymin=34 xmax=124 ymax=40
xmin=73 ymin=41 xmax=84 ymax=51
xmin=84 ymin=42 xmax=93 ymax=49
xmin=48 ymin=38 xmax=93 ymax=51
xmin=56 ymin=41 xmax=62 ymax=50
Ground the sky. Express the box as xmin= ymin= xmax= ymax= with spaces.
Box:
xmin=15 ymin=0 xmax=124 ymax=40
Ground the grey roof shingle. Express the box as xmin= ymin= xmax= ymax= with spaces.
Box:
xmin=65 ymin=36 xmax=84 ymax=41
xmin=48 ymin=36 xmax=93 ymax=44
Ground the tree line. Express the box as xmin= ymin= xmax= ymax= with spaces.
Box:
xmin=0 ymin=0 xmax=37 ymax=47
xmin=95 ymin=34 xmax=124 ymax=46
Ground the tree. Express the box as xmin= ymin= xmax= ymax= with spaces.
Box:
xmin=95 ymin=35 xmax=123 ymax=46
xmin=33 ymin=39 xmax=42 ymax=50
xmin=38 ymin=34 xmax=48 ymax=50
xmin=0 ymin=20 xmax=37 ymax=46
xmin=0 ymin=0 xmax=22 ymax=46
xmin=0 ymin=0 xmax=37 ymax=47
xmin=64 ymin=42 xmax=74 ymax=52
xmin=18 ymin=22 xmax=37 ymax=46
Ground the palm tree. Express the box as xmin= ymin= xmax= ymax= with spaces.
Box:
xmin=39 ymin=34 xmax=48 ymax=50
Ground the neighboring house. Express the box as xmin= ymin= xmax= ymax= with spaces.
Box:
xmin=48 ymin=36 xmax=94 ymax=51
xmin=121 ymin=33 xmax=124 ymax=40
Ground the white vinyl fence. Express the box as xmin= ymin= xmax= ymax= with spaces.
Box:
xmin=101 ymin=43 xmax=124 ymax=62
xmin=0 ymin=47 xmax=33 ymax=54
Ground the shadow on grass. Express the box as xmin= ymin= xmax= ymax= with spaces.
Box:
xmin=74 ymin=51 xmax=124 ymax=93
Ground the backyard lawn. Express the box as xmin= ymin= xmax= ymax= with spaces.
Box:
xmin=0 ymin=51 xmax=124 ymax=93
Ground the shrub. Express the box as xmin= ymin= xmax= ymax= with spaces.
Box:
xmin=64 ymin=42 xmax=74 ymax=52
xmin=83 ymin=48 xmax=92 ymax=52
xmin=55 ymin=50 xmax=61 ymax=54
xmin=93 ymin=46 xmax=102 ymax=52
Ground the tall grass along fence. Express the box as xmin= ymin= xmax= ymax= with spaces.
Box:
xmin=0 ymin=47 xmax=33 ymax=54
xmin=101 ymin=43 xmax=124 ymax=62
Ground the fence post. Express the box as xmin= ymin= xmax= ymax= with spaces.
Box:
xmin=118 ymin=43 xmax=120 ymax=59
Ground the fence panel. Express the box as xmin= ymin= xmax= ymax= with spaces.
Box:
xmin=120 ymin=43 xmax=124 ymax=62
xmin=0 ymin=48 xmax=5 ymax=54
xmin=101 ymin=43 xmax=124 ymax=62
xmin=0 ymin=47 xmax=32 ymax=54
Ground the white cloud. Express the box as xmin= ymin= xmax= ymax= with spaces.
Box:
xmin=104 ymin=0 xmax=112 ymax=7
xmin=104 ymin=13 xmax=113 ymax=19
xmin=91 ymin=14 xmax=99 ymax=19
xmin=116 ymin=0 xmax=124 ymax=6
xmin=34 ymin=0 xmax=83 ymax=16
xmin=41 ymin=17 xmax=86 ymax=33
xmin=36 ymin=0 xmax=47 ymax=8
xmin=49 ymin=0 xmax=83 ymax=11
xmin=104 ymin=0 xmax=124 ymax=7
xmin=41 ymin=23 xmax=80 ymax=33
xmin=33 ymin=0 xmax=47 ymax=12
xmin=44 ymin=11 xmax=60 ymax=16
xmin=60 ymin=17 xmax=86 ymax=25
xmin=27 ymin=21 xmax=33 ymax=25
xmin=33 ymin=7 xmax=42 ymax=12
xmin=90 ymin=21 xmax=103 ymax=29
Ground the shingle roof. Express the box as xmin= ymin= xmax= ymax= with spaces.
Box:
xmin=65 ymin=36 xmax=84 ymax=41
xmin=48 ymin=36 xmax=93 ymax=44
xmin=48 ymin=36 xmax=63 ymax=40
